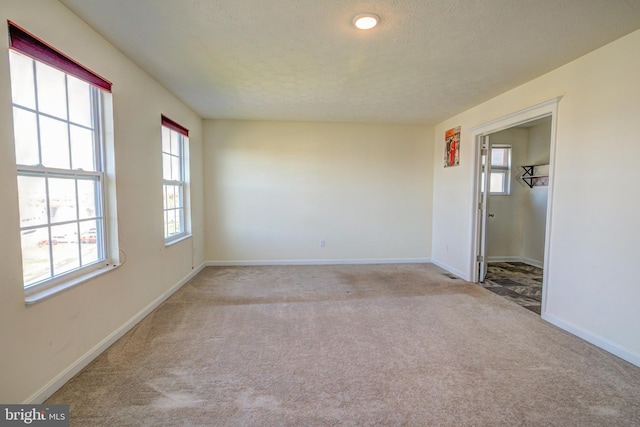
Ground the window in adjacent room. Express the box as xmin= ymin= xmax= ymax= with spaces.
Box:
xmin=8 ymin=21 xmax=117 ymax=299
xmin=161 ymin=115 xmax=190 ymax=243
xmin=481 ymin=145 xmax=512 ymax=195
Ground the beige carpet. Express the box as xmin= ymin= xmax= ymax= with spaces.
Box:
xmin=46 ymin=264 xmax=640 ymax=426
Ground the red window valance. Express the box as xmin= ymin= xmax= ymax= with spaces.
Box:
xmin=161 ymin=115 xmax=189 ymax=137
xmin=8 ymin=20 xmax=112 ymax=92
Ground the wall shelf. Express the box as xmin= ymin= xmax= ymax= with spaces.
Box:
xmin=521 ymin=164 xmax=549 ymax=188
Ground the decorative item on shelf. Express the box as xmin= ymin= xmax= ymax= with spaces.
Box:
xmin=521 ymin=164 xmax=549 ymax=188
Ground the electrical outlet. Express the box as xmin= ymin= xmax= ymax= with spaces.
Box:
xmin=319 ymin=240 xmax=326 ymax=247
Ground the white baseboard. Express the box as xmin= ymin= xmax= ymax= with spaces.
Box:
xmin=26 ymin=262 xmax=207 ymax=404
xmin=542 ymin=312 xmax=640 ymax=368
xmin=487 ymin=256 xmax=543 ymax=268
xmin=487 ymin=256 xmax=520 ymax=263
xmin=206 ymin=258 xmax=431 ymax=267
xmin=522 ymin=257 xmax=544 ymax=268
xmin=429 ymin=258 xmax=470 ymax=281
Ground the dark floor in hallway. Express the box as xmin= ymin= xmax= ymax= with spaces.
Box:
xmin=481 ymin=262 xmax=543 ymax=314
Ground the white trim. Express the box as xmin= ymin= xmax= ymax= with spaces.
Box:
xmin=25 ymin=261 xmax=123 ymax=305
xmin=164 ymin=233 xmax=192 ymax=247
xmin=469 ymin=97 xmax=562 ymax=134
xmin=205 ymin=258 xmax=431 ymax=267
xmin=542 ymin=313 xmax=640 ymax=368
xmin=486 ymin=256 xmax=544 ymax=268
xmin=25 ymin=262 xmax=206 ymax=404
xmin=522 ymin=257 xmax=544 ymax=268
xmin=469 ymin=96 xmax=561 ymax=318
xmin=430 ymin=258 xmax=471 ymax=281
xmin=486 ymin=256 xmax=521 ymax=263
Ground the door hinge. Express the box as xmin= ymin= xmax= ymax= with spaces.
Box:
xmin=478 ymin=202 xmax=484 ymax=210
xmin=477 ymin=255 xmax=484 ymax=262
xmin=481 ymin=148 xmax=488 ymax=155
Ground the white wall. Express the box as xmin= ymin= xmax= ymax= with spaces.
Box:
xmin=0 ymin=0 xmax=204 ymax=402
xmin=204 ymin=120 xmax=433 ymax=263
xmin=521 ymin=120 xmax=551 ymax=264
xmin=432 ymin=29 xmax=640 ymax=365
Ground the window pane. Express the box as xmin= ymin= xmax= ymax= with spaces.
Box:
xmin=80 ymin=220 xmax=99 ymax=265
xmin=177 ymin=207 xmax=184 ymax=234
xmin=162 ymin=185 xmax=168 ymax=210
xmin=163 ymin=153 xmax=172 ymax=180
xmin=77 ymin=177 xmax=100 ymax=220
xmin=23 ymin=227 xmax=52 ymax=286
xmin=491 ymin=148 xmax=507 ymax=167
xmin=50 ymin=223 xmax=78 ymax=245
xmin=162 ymin=126 xmax=171 ymax=153
xmin=70 ymin=125 xmax=95 ymax=171
xmin=17 ymin=175 xmax=48 ymax=228
xmin=167 ymin=185 xmax=178 ymax=209
xmin=40 ymin=116 xmax=70 ymax=169
xmin=167 ymin=210 xmax=173 ymax=236
xmin=67 ymin=75 xmax=92 ymax=127
xmin=170 ymin=131 xmax=180 ymax=155
xmin=48 ymin=177 xmax=77 ymax=224
xmin=168 ymin=210 xmax=178 ymax=236
xmin=51 ymin=223 xmax=80 ymax=276
xmin=36 ymin=62 xmax=68 ymax=120
xmin=9 ymin=51 xmax=36 ymax=109
xmin=13 ymin=107 xmax=40 ymax=166
xmin=171 ymin=156 xmax=181 ymax=181
xmin=490 ymin=172 xmax=505 ymax=193
xmin=177 ymin=184 xmax=184 ymax=208
xmin=164 ymin=211 xmax=169 ymax=238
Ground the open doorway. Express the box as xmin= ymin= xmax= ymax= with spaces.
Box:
xmin=479 ymin=117 xmax=551 ymax=314
xmin=470 ymin=97 xmax=560 ymax=316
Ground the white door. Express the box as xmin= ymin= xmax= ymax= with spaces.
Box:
xmin=477 ymin=135 xmax=491 ymax=282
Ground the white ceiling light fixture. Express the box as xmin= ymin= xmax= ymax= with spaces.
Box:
xmin=353 ymin=13 xmax=380 ymax=30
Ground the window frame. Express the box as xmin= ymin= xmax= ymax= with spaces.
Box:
xmin=161 ymin=115 xmax=190 ymax=245
xmin=8 ymin=22 xmax=118 ymax=302
xmin=489 ymin=145 xmax=512 ymax=196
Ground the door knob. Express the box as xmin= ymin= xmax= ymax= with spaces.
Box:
xmin=488 ymin=213 xmax=495 ymax=217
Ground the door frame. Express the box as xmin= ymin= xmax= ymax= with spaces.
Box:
xmin=477 ymin=134 xmax=491 ymax=282
xmin=469 ymin=97 xmax=561 ymax=315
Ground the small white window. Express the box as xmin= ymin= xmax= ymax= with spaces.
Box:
xmin=481 ymin=145 xmax=511 ymax=195
xmin=161 ymin=116 xmax=190 ymax=243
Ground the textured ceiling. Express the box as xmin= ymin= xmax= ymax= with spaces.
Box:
xmin=58 ymin=0 xmax=640 ymax=124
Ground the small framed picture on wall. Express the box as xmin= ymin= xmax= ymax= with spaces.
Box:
xmin=444 ymin=126 xmax=460 ymax=167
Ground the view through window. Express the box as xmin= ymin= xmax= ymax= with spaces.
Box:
xmin=482 ymin=145 xmax=512 ymax=195
xmin=9 ymin=26 xmax=111 ymax=289
xmin=161 ymin=117 xmax=189 ymax=242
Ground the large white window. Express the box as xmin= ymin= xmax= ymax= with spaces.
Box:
xmin=8 ymin=22 xmax=115 ymax=295
xmin=161 ymin=116 xmax=190 ymax=243
xmin=482 ymin=145 xmax=512 ymax=195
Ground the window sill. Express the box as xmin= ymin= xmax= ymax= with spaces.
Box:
xmin=165 ymin=233 xmax=192 ymax=247
xmin=25 ymin=262 xmax=123 ymax=306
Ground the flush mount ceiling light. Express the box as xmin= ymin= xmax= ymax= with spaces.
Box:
xmin=353 ymin=13 xmax=380 ymax=30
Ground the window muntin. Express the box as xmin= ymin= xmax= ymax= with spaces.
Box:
xmin=481 ymin=145 xmax=512 ymax=195
xmin=161 ymin=122 xmax=189 ymax=242
xmin=10 ymin=49 xmax=107 ymax=288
